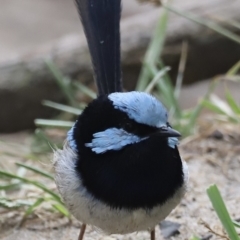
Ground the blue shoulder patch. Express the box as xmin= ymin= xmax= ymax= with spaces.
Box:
xmin=85 ymin=128 xmax=147 ymax=154
xmin=108 ymin=91 xmax=168 ymax=128
xmin=67 ymin=124 xmax=77 ymax=150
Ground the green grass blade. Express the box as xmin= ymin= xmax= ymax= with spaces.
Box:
xmin=52 ymin=203 xmax=70 ymax=217
xmin=15 ymin=163 xmax=54 ymax=180
xmin=227 ymin=61 xmax=240 ymax=76
xmin=232 ymin=220 xmax=240 ymax=229
xmin=163 ymin=4 xmax=240 ymax=45
xmin=158 ymin=61 xmax=174 ymax=93
xmin=201 ymin=99 xmax=227 ymax=115
xmin=0 ymin=198 xmax=32 ymax=208
xmin=73 ymin=82 xmax=97 ymax=99
xmin=207 ymin=185 xmax=240 ymax=240
xmin=35 ymin=128 xmax=54 ymax=144
xmin=180 ymin=101 xmax=205 ymax=136
xmin=0 ymin=171 xmax=61 ymax=203
xmin=181 ymin=79 xmax=219 ymax=136
xmin=137 ymin=7 xmax=169 ymax=91
xmin=225 ymin=89 xmax=240 ymax=114
xmin=42 ymin=100 xmax=82 ymax=115
xmin=227 ymin=20 xmax=240 ymax=31
xmin=18 ymin=198 xmax=45 ymax=227
xmin=24 ymin=198 xmax=45 ymax=217
xmin=174 ymin=41 xmax=188 ymax=100
xmin=144 ymin=67 xmax=170 ymax=93
xmin=35 ymin=119 xmax=74 ymax=128
xmin=190 ymin=237 xmax=201 ymax=240
xmin=156 ymin=61 xmax=182 ymax=118
xmin=45 ymin=59 xmax=77 ymax=107
xmin=0 ymin=183 xmax=20 ymax=191
xmin=201 ymin=98 xmax=238 ymax=123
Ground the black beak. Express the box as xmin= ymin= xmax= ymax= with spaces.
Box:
xmin=156 ymin=127 xmax=181 ymax=137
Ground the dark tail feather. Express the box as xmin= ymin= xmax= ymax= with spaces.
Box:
xmin=75 ymin=0 xmax=122 ymax=95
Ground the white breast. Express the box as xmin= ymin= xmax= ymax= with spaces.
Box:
xmin=53 ymin=143 xmax=188 ymax=234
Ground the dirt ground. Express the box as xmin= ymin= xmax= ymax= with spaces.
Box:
xmin=0 ymin=120 xmax=240 ymax=240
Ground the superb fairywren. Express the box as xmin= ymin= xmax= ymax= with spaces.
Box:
xmin=53 ymin=0 xmax=188 ymax=240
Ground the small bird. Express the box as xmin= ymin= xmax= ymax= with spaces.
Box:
xmin=53 ymin=0 xmax=188 ymax=240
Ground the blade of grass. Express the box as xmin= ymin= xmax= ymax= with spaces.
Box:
xmin=162 ymin=4 xmax=240 ymax=45
xmin=156 ymin=61 xmax=182 ymax=118
xmin=35 ymin=128 xmax=55 ymax=148
xmin=0 ymin=198 xmax=32 ymax=208
xmin=190 ymin=237 xmax=201 ymax=240
xmin=227 ymin=20 xmax=240 ymax=31
xmin=0 ymin=183 xmax=20 ymax=191
xmin=211 ymin=16 xmax=240 ymax=31
xmin=225 ymin=89 xmax=240 ymax=114
xmin=209 ymin=94 xmax=239 ymax=122
xmin=174 ymin=41 xmax=188 ymax=100
xmin=226 ymin=61 xmax=240 ymax=76
xmin=73 ymin=82 xmax=97 ymax=99
xmin=207 ymin=185 xmax=240 ymax=240
xmin=181 ymin=79 xmax=219 ymax=136
xmin=144 ymin=67 xmax=170 ymax=93
xmin=43 ymin=100 xmax=82 ymax=115
xmin=35 ymin=119 xmax=74 ymax=128
xmin=18 ymin=198 xmax=45 ymax=228
xmin=137 ymin=7 xmax=169 ymax=91
xmin=158 ymin=60 xmax=173 ymax=90
xmin=0 ymin=171 xmax=61 ymax=203
xmin=24 ymin=198 xmax=45 ymax=217
xmin=52 ymin=203 xmax=70 ymax=217
xmin=45 ymin=59 xmax=77 ymax=107
xmin=15 ymin=163 xmax=54 ymax=180
xmin=232 ymin=220 xmax=240 ymax=229
xmin=201 ymin=99 xmax=227 ymax=115
xmin=162 ymin=41 xmax=188 ymax=121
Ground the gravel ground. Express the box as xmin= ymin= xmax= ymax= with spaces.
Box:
xmin=1 ymin=121 xmax=240 ymax=240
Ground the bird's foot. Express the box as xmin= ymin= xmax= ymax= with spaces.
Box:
xmin=78 ymin=223 xmax=86 ymax=240
xmin=150 ymin=228 xmax=155 ymax=240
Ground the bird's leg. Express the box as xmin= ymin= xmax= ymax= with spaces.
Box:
xmin=78 ymin=223 xmax=86 ymax=240
xmin=150 ymin=228 xmax=155 ymax=240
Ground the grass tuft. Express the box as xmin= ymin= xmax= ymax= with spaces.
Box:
xmin=207 ymin=185 xmax=240 ymax=240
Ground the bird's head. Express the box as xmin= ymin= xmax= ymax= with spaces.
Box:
xmin=68 ymin=91 xmax=180 ymax=154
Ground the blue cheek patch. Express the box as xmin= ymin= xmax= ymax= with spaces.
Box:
xmin=168 ymin=137 xmax=179 ymax=148
xmin=85 ymin=128 xmax=147 ymax=154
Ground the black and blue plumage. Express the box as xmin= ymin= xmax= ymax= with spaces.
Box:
xmin=53 ymin=0 xmax=188 ymax=240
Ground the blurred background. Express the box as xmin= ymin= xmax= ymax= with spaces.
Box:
xmin=1 ymin=0 xmax=240 ymax=133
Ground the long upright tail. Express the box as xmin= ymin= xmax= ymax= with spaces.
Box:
xmin=75 ymin=0 xmax=122 ymax=95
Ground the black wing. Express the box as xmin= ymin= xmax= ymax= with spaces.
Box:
xmin=75 ymin=0 xmax=123 ymax=95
